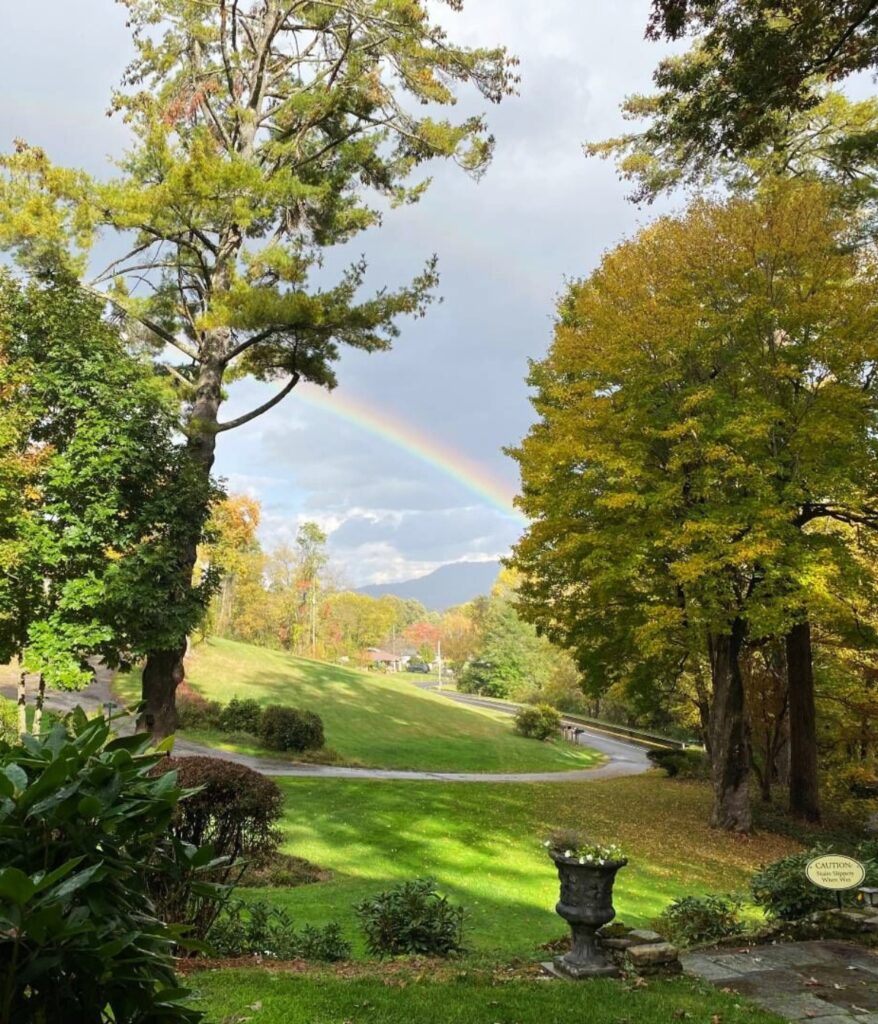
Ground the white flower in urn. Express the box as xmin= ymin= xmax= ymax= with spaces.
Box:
xmin=543 ymin=831 xmax=626 ymax=864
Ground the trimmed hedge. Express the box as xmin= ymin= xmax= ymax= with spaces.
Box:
xmin=647 ymin=747 xmax=710 ymax=779
xmin=258 ymin=705 xmax=325 ymax=753
xmin=220 ymin=696 xmax=262 ymax=734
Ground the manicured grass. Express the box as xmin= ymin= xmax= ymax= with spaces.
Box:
xmin=246 ymin=775 xmax=799 ymax=959
xmin=188 ymin=970 xmax=783 ymax=1024
xmin=118 ymin=637 xmax=602 ymax=773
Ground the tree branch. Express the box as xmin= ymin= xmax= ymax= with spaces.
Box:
xmin=85 ymin=285 xmax=201 ymax=361
xmin=224 ymin=326 xmax=281 ymax=363
xmin=216 ymin=373 xmax=300 ymax=432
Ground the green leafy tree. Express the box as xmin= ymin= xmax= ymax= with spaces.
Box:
xmin=0 ymin=270 xmax=218 ymax=734
xmin=591 ymin=1 xmax=878 ymax=204
xmin=458 ymin=571 xmax=570 ymax=701
xmin=510 ymin=181 xmax=878 ymax=831
xmin=295 ymin=522 xmax=328 ymax=658
xmin=645 ymin=1 xmax=878 ymax=155
xmin=0 ymin=0 xmax=515 ymax=736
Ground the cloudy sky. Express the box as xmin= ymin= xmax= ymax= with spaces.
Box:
xmin=2 ymin=1 xmax=678 ymax=586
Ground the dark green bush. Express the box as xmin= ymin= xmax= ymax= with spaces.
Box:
xmin=751 ymin=849 xmax=836 ymax=920
xmin=258 ymin=705 xmax=325 ymax=752
xmin=752 ymin=846 xmax=878 ymax=920
xmin=356 ymin=878 xmax=465 ymax=957
xmin=0 ymin=711 xmax=209 ymax=1023
xmin=208 ymin=899 xmax=350 ymax=961
xmin=647 ymin=747 xmax=709 ymax=779
xmin=657 ymin=894 xmax=743 ymax=947
xmin=149 ymin=756 xmax=283 ymax=937
xmin=220 ymin=696 xmax=263 ymax=735
xmin=514 ymin=703 xmax=561 ymax=741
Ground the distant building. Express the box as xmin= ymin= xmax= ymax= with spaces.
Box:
xmin=363 ymin=647 xmax=406 ymax=672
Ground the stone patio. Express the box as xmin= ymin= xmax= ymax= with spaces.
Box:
xmin=683 ymin=941 xmax=878 ymax=1023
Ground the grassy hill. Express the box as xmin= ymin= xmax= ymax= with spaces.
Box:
xmin=119 ymin=637 xmax=602 ymax=773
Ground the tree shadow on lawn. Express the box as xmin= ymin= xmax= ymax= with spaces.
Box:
xmin=253 ymin=778 xmax=799 ymax=957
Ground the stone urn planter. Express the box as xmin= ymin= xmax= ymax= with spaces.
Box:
xmin=549 ymin=851 xmax=628 ymax=978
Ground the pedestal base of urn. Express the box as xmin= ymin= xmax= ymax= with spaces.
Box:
xmin=541 ymin=956 xmax=620 ymax=980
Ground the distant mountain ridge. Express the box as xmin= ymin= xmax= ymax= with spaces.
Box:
xmin=357 ymin=560 xmax=500 ymax=611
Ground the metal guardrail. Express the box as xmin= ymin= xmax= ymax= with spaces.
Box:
xmin=558 ymin=713 xmax=692 ymax=751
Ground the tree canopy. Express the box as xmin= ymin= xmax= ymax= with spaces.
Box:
xmin=591 ymin=2 xmax=878 ymax=202
xmin=0 ymin=270 xmax=218 ymax=699
xmin=509 ymin=179 xmax=878 ymax=829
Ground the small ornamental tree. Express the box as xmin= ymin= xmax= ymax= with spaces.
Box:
xmin=0 ymin=1 xmax=516 ymax=737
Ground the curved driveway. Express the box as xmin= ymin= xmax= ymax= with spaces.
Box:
xmin=3 ymin=671 xmax=651 ymax=783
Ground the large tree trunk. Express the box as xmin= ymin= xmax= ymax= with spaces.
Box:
xmin=139 ymin=349 xmax=225 ymax=739
xmin=786 ymin=619 xmax=820 ymax=822
xmin=138 ymin=642 xmax=187 ymax=738
xmin=708 ymin=618 xmax=752 ymax=833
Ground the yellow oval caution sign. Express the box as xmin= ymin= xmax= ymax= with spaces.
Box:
xmin=805 ymin=854 xmax=866 ymax=891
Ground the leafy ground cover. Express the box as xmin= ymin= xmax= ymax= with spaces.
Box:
xmin=117 ymin=638 xmax=601 ymax=773
xmin=188 ymin=968 xmax=784 ymax=1023
xmin=245 ymin=775 xmax=799 ymax=959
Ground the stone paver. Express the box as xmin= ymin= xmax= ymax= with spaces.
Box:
xmin=683 ymin=941 xmax=878 ymax=1022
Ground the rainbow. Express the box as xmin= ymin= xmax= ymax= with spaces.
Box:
xmin=297 ymin=384 xmax=526 ymax=522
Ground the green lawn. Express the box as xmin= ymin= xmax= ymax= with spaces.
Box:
xmin=244 ymin=775 xmax=799 ymax=959
xmin=188 ymin=970 xmax=783 ymax=1024
xmin=118 ymin=638 xmax=602 ymax=773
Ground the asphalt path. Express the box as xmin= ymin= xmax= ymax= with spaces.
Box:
xmin=4 ymin=669 xmax=651 ymax=783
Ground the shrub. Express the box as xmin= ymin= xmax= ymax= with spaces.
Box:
xmin=514 ymin=703 xmax=561 ymax=741
xmin=647 ymin=747 xmax=710 ymax=779
xmin=657 ymin=894 xmax=744 ymax=947
xmin=220 ymin=696 xmax=263 ymax=735
xmin=0 ymin=711 xmax=207 ymax=1022
xmin=148 ymin=756 xmax=283 ymax=936
xmin=751 ymin=849 xmax=837 ymax=920
xmin=751 ymin=845 xmax=878 ymax=921
xmin=159 ymin=756 xmax=283 ymax=863
xmin=356 ymin=878 xmax=465 ymax=957
xmin=208 ymin=899 xmax=350 ymax=961
xmin=176 ymin=682 xmax=224 ymax=730
xmin=258 ymin=705 xmax=325 ymax=752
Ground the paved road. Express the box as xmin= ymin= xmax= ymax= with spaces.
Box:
xmin=4 ymin=670 xmax=650 ymax=783
xmin=416 ymin=684 xmax=655 ymax=772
